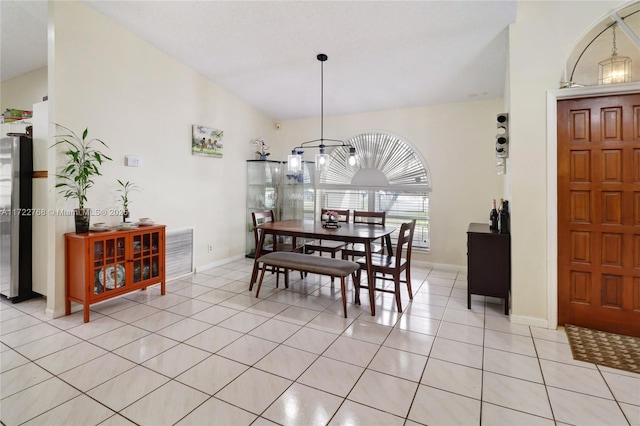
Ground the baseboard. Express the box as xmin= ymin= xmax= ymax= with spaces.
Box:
xmin=196 ymin=254 xmax=246 ymax=273
xmin=413 ymin=260 xmax=466 ymax=273
xmin=46 ymin=307 xmax=67 ymax=319
xmin=510 ymin=314 xmax=549 ymax=329
xmin=167 ymin=271 xmax=195 ymax=282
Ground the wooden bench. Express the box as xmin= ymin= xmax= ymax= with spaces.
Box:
xmin=255 ymin=252 xmax=360 ymax=318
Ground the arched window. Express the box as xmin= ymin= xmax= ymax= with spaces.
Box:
xmin=317 ymin=132 xmax=431 ymax=250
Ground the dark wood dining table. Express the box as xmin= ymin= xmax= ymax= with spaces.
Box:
xmin=249 ymin=219 xmax=395 ymax=316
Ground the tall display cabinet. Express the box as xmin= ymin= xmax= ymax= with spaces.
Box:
xmin=245 ymin=160 xmax=315 ymax=257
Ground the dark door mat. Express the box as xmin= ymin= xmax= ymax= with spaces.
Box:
xmin=565 ymin=324 xmax=640 ymax=375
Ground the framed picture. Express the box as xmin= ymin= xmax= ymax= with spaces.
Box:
xmin=192 ymin=125 xmax=224 ymax=158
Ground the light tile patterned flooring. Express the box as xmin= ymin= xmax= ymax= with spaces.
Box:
xmin=1 ymin=259 xmax=639 ymax=425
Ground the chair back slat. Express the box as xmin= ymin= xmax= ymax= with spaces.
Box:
xmin=321 ymin=208 xmax=350 ymax=223
xmin=353 ymin=210 xmax=385 ymax=226
xmin=252 ymin=210 xmax=276 ymax=248
xmin=395 ymin=219 xmax=417 ymax=268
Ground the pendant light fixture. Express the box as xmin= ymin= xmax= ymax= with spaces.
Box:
xmin=287 ymin=54 xmax=356 ymax=174
xmin=598 ymin=22 xmax=632 ymax=85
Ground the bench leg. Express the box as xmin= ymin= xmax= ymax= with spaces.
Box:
xmin=256 ymin=264 xmax=268 ymax=298
xmin=340 ymin=276 xmax=347 ymax=318
xmin=330 ymin=253 xmax=336 ymax=284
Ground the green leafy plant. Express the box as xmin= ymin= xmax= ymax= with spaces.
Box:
xmin=52 ymin=125 xmax=112 ymax=210
xmin=116 ymin=179 xmax=140 ymax=211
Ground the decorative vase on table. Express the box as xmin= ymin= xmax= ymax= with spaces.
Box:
xmin=123 ymin=209 xmax=130 ymax=222
xmin=259 ymin=155 xmax=267 ymax=160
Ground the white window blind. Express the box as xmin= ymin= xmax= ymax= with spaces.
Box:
xmin=317 ymin=132 xmax=431 ymax=251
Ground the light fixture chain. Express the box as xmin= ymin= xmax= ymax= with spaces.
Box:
xmin=612 ymin=23 xmax=618 ymax=56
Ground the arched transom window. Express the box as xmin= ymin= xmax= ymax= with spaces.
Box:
xmin=317 ymin=132 xmax=431 ymax=250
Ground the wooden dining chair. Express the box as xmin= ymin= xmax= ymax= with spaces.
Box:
xmin=304 ymin=208 xmax=350 ymax=257
xmin=303 ymin=208 xmax=350 ymax=282
xmin=341 ymin=210 xmax=387 ymax=261
xmin=251 ymin=210 xmax=304 ymax=288
xmin=354 ymin=219 xmax=416 ymax=312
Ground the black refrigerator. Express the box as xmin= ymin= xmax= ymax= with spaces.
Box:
xmin=0 ymin=132 xmax=38 ymax=302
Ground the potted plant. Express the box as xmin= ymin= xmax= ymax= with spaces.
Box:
xmin=116 ymin=179 xmax=140 ymax=222
xmin=52 ymin=125 xmax=112 ymax=233
xmin=253 ymin=138 xmax=270 ymax=160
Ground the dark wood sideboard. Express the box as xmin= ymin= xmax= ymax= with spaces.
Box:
xmin=467 ymin=222 xmax=510 ymax=315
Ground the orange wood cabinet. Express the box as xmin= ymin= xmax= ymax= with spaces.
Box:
xmin=65 ymin=225 xmax=166 ymax=322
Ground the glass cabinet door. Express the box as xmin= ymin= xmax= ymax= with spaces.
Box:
xmin=281 ymin=161 xmax=315 ymax=221
xmin=245 ymin=160 xmax=316 ymax=256
xmin=92 ymin=236 xmax=126 ymax=295
xmin=132 ymin=230 xmax=162 ymax=284
xmin=246 ymin=160 xmax=282 ymax=257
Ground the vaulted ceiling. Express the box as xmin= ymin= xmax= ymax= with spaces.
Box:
xmin=7 ymin=2 xmax=640 ymax=120
xmin=4 ymin=1 xmax=517 ymax=120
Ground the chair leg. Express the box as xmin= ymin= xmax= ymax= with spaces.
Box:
xmin=354 ymin=269 xmax=361 ymax=305
xmin=250 ymin=262 xmax=259 ymax=291
xmin=256 ymin=264 xmax=268 ymax=298
xmin=275 ymin=267 xmax=280 ymax=288
xmin=394 ymin=272 xmax=402 ymax=312
xmin=340 ymin=276 xmax=347 ymax=318
xmin=405 ymin=266 xmax=413 ymax=300
xmin=284 ymin=269 xmax=289 ymax=288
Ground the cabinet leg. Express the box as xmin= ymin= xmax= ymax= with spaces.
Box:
xmin=504 ymin=295 xmax=509 ymax=315
xmin=65 ymin=299 xmax=71 ymax=316
xmin=83 ymin=303 xmax=90 ymax=323
xmin=467 ymin=290 xmax=471 ymax=310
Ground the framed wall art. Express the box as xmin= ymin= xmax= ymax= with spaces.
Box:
xmin=192 ymin=125 xmax=224 ymax=158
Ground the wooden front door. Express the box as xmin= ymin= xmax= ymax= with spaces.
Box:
xmin=558 ymin=94 xmax=640 ymax=337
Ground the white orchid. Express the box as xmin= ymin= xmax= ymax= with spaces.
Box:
xmin=253 ymin=138 xmax=270 ymax=156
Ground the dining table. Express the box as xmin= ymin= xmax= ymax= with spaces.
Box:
xmin=249 ymin=219 xmax=395 ymax=316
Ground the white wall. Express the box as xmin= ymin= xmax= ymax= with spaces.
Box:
xmin=273 ymin=99 xmax=506 ymax=267
xmin=31 ymin=101 xmax=48 ymax=296
xmin=508 ymin=0 xmax=627 ymax=326
xmin=47 ymin=1 xmax=276 ymax=316
xmin=1 ymin=67 xmax=47 ymax=112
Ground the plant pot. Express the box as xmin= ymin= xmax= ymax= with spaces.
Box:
xmin=259 ymin=155 xmax=268 ymax=160
xmin=74 ymin=208 xmax=91 ymax=233
xmin=123 ymin=209 xmax=130 ymax=222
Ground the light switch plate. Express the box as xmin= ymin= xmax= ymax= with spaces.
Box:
xmin=125 ymin=155 xmax=141 ymax=167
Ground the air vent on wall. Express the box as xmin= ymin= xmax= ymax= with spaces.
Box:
xmin=166 ymin=228 xmax=193 ymax=280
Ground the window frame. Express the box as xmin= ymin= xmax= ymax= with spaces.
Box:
xmin=316 ymin=132 xmax=431 ymax=251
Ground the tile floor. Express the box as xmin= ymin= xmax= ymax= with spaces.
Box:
xmin=1 ymin=259 xmax=639 ymax=425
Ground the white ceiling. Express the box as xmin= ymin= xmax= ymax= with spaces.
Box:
xmin=1 ymin=1 xmax=518 ymax=120
xmin=0 ymin=1 xmax=48 ymax=84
